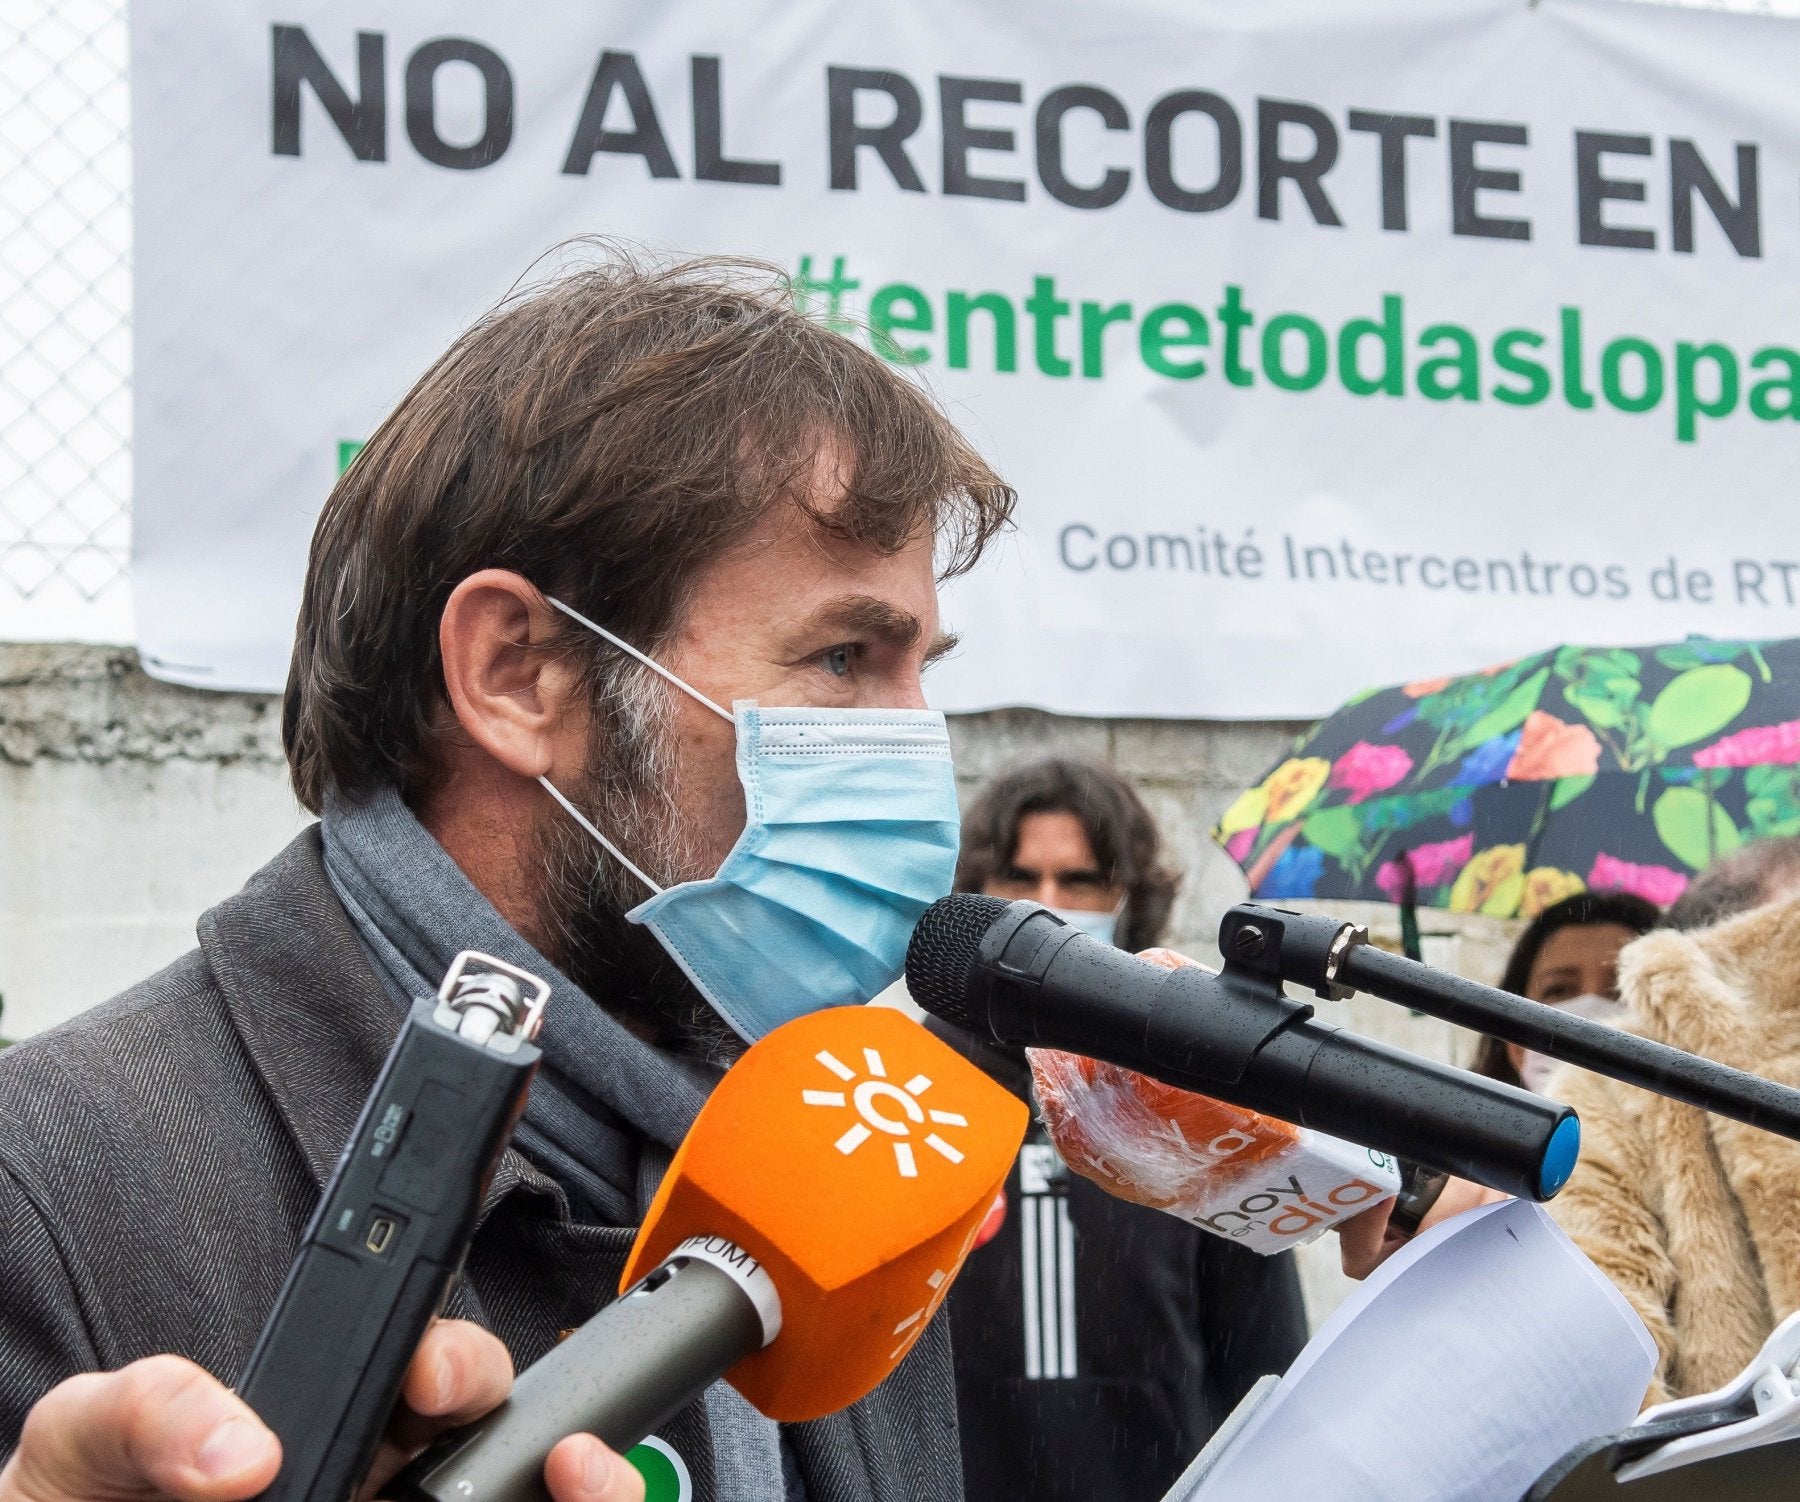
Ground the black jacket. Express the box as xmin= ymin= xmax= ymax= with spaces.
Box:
xmin=950 ymin=1113 xmax=1309 ymax=1501
xmin=0 ymin=830 xmax=962 ymax=1499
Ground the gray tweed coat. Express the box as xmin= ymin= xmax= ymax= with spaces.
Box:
xmin=0 ymin=830 xmax=961 ymax=1499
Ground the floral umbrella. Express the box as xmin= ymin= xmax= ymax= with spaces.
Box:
xmin=1214 ymin=636 xmax=1800 ymax=922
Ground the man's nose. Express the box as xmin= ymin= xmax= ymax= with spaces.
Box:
xmin=886 ymin=669 xmax=931 ymax=711
xmin=1034 ymin=876 xmax=1062 ymax=907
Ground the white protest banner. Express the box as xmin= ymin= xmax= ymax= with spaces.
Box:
xmin=132 ymin=0 xmax=1800 ymax=715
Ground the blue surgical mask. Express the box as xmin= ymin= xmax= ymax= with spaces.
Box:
xmin=539 ymin=597 xmax=962 ymax=1042
xmin=1048 ymin=904 xmax=1123 ymax=948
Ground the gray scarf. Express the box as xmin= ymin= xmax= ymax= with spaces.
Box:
xmin=319 ymin=784 xmax=784 ymax=1501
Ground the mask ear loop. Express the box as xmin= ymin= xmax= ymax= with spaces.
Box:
xmin=537 ymin=594 xmax=734 ymax=897
xmin=538 ymin=774 xmax=664 ymax=897
xmin=544 ymin=595 xmax=732 ymax=723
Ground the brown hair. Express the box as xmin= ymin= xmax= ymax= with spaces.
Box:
xmin=1662 ymin=834 xmax=1800 ymax=932
xmin=955 ymin=756 xmax=1181 ymax=952
xmin=1470 ymin=890 xmax=1660 ymax=1086
xmin=283 ymin=246 xmax=1014 ymax=812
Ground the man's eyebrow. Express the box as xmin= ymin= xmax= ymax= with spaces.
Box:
xmin=802 ymin=594 xmax=923 ymax=648
xmin=798 ymin=595 xmax=959 ymax=663
xmin=924 ymin=630 xmax=961 ymax=666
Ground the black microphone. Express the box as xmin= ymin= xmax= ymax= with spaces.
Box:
xmin=904 ymin=895 xmax=1579 ymax=1203
xmin=395 ymin=1241 xmax=775 ymax=1502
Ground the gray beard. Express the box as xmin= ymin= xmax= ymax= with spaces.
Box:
xmin=527 ymin=707 xmax=745 ymax=1065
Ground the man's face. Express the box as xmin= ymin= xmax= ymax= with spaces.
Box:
xmin=983 ymin=811 xmax=1123 ymax=914
xmin=652 ymin=476 xmax=951 ymax=876
xmin=538 ymin=441 xmax=951 ymax=1052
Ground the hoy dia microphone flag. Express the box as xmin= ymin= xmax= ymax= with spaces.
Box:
xmin=1214 ymin=636 xmax=1800 ymax=923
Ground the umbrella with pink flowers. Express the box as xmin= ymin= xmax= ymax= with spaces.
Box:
xmin=1213 ymin=636 xmax=1800 ymax=925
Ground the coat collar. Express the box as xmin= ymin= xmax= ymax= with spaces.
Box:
xmin=1621 ymin=889 xmax=1800 ymax=1068
xmin=1619 ymin=892 xmax=1800 ymax=1323
xmin=199 ymin=825 xmax=561 ymax=1219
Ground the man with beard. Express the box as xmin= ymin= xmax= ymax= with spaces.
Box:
xmin=0 ymin=253 xmax=1013 ymax=1502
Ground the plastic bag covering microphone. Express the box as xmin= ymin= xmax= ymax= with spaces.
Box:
xmin=1031 ymin=947 xmax=1399 ymax=1254
xmin=907 ymin=894 xmax=1572 ymax=1205
xmin=623 ymin=1004 xmax=1029 ymax=1421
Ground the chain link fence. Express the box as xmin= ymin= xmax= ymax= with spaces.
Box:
xmin=2 ymin=0 xmax=1797 ymax=643
xmin=0 ymin=0 xmax=130 ymax=630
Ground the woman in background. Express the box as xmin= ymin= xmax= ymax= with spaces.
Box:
xmin=1470 ymin=891 xmax=1660 ymax=1093
xmin=1547 ymin=839 xmax=1800 ymax=1403
xmin=1341 ymin=888 xmax=1659 ymax=1278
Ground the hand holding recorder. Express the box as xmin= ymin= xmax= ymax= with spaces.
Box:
xmin=0 ymin=1325 xmax=643 ymax=1502
xmin=0 ymin=944 xmax=643 ymax=1502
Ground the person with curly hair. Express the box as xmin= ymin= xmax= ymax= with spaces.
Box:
xmin=947 ymin=757 xmax=1307 ymax=1502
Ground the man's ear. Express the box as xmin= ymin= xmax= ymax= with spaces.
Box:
xmin=438 ymin=570 xmax=585 ymax=780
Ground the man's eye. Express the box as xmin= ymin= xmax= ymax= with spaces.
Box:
xmin=820 ymin=644 xmax=856 ymax=678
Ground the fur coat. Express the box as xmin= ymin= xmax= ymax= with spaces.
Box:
xmin=1547 ymin=891 xmax=1800 ymax=1405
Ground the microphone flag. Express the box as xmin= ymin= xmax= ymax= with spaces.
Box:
xmin=624 ymin=1005 xmax=1029 ymax=1421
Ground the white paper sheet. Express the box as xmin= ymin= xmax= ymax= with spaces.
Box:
xmin=1176 ymin=1200 xmax=1656 ymax=1502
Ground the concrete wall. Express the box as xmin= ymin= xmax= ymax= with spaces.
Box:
xmin=1 ymin=641 xmax=1524 ymax=1317
xmin=1 ymin=644 xmax=305 ymax=1039
xmin=3 ymin=643 xmax=1522 ymax=1034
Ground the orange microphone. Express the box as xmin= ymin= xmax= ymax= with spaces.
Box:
xmin=396 ymin=1005 xmax=1026 ymax=1501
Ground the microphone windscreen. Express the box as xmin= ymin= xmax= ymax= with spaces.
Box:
xmin=623 ymin=1005 xmax=1029 ymax=1421
xmin=904 ymin=893 xmax=1010 ymax=1030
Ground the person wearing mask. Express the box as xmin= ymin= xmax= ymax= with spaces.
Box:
xmin=1547 ymin=837 xmax=1800 ymax=1405
xmin=1342 ymin=890 xmax=1664 ymax=1274
xmin=1469 ymin=891 xmax=1660 ymax=1095
xmin=947 ymin=758 xmax=1309 ymax=1502
xmin=1340 ymin=838 xmax=1800 ymax=1404
xmin=0 ymin=252 xmax=1016 ymax=1501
